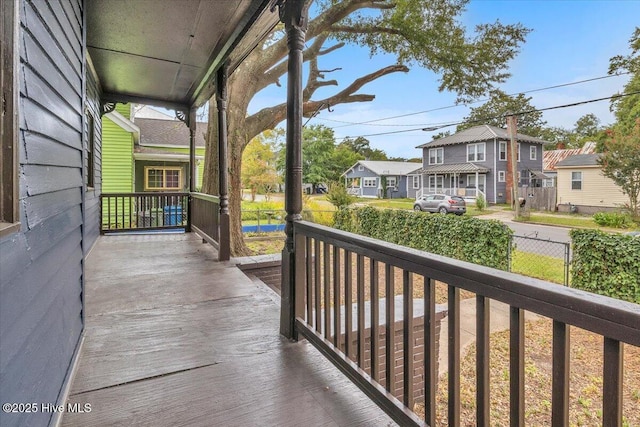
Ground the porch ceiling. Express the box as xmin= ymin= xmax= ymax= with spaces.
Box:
xmin=86 ymin=0 xmax=277 ymax=110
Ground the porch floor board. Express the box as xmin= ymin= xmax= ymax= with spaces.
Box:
xmin=62 ymin=233 xmax=395 ymax=427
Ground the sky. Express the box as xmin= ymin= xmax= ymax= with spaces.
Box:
xmin=246 ymin=0 xmax=640 ymax=160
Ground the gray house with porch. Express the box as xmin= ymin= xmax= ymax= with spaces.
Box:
xmin=343 ymin=160 xmax=422 ymax=198
xmin=416 ymin=125 xmax=547 ymax=203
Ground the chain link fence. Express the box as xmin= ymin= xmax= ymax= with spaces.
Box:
xmin=509 ymin=234 xmax=571 ymax=286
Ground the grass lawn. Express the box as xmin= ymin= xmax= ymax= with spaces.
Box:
xmin=511 ymin=250 xmax=567 ymax=285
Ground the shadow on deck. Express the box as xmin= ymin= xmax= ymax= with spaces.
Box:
xmin=61 ymin=233 xmax=395 ymax=426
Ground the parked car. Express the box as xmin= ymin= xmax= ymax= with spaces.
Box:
xmin=413 ymin=194 xmax=466 ymax=215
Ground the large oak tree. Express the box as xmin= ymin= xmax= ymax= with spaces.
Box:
xmin=203 ymin=0 xmax=530 ymax=255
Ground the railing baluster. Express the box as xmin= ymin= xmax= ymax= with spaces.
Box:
xmin=115 ymin=196 xmax=119 ymax=230
xmin=128 ymin=195 xmax=132 ymax=229
xmin=385 ymin=264 xmax=395 ymax=394
xmin=552 ymin=320 xmax=569 ymax=427
xmin=424 ymin=277 xmax=436 ymax=427
xmin=448 ymin=285 xmax=460 ymax=427
xmin=306 ymin=237 xmax=313 ymax=324
xmin=333 ymin=247 xmax=341 ymax=348
xmin=476 ymin=295 xmax=490 ymax=427
xmin=357 ymin=254 xmax=365 ymax=367
xmin=314 ymin=239 xmax=321 ymax=332
xmin=603 ymin=337 xmax=623 ymax=427
xmin=324 ymin=243 xmax=331 ymax=340
xmin=370 ymin=259 xmax=380 ymax=382
xmin=403 ymin=270 xmax=414 ymax=407
xmin=344 ymin=250 xmax=353 ymax=359
xmin=510 ymin=306 xmax=525 ymax=427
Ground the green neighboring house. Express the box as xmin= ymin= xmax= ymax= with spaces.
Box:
xmin=101 ymin=106 xmax=206 ymax=193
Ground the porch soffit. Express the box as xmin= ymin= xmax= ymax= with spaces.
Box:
xmin=86 ymin=0 xmax=277 ymax=110
xmin=419 ymin=163 xmax=490 ymax=174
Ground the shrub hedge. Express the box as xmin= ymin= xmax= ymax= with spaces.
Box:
xmin=570 ymin=229 xmax=640 ymax=303
xmin=333 ymin=206 xmax=512 ymax=270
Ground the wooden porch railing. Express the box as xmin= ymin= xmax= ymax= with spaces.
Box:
xmin=190 ymin=192 xmax=220 ymax=248
xmin=290 ymin=220 xmax=640 ymax=427
xmin=100 ymin=192 xmax=189 ymax=233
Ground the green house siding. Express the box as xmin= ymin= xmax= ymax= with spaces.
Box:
xmin=102 ymin=104 xmax=134 ymax=228
xmin=102 ymin=104 xmax=134 ymax=192
xmin=154 ymin=146 xmax=206 ymax=189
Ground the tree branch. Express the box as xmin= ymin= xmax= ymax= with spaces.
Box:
xmin=330 ymin=25 xmax=406 ymax=37
xmin=246 ymin=63 xmax=408 ymax=140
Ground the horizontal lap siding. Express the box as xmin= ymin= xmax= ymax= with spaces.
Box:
xmin=102 ymin=104 xmax=133 ymax=193
xmin=557 ymin=167 xmax=627 ymax=207
xmin=84 ymin=62 xmax=101 ymax=251
xmin=0 ymin=1 xmax=85 ymax=427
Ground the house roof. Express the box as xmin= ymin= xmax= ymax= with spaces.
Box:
xmin=133 ymin=146 xmax=204 ymax=162
xmin=555 ymin=153 xmax=602 ymax=168
xmin=350 ymin=160 xmax=422 ymax=176
xmin=87 ymin=1 xmax=276 ymax=109
xmin=418 ymin=163 xmax=490 ymax=174
xmin=416 ymin=125 xmax=549 ymax=149
xmin=136 ymin=118 xmax=207 ymax=147
xmin=543 ymin=141 xmax=597 ymax=171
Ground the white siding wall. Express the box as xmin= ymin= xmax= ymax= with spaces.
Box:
xmin=557 ymin=166 xmax=628 ymax=207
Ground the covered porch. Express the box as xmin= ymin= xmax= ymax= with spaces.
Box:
xmin=416 ymin=163 xmax=489 ymax=201
xmin=61 ymin=233 xmax=393 ymax=426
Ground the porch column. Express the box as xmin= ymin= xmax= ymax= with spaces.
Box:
xmin=475 ymin=171 xmax=479 ymax=197
xmin=279 ymin=0 xmax=308 ymax=339
xmin=217 ymin=63 xmax=231 ymax=261
xmin=187 ymin=108 xmax=196 ymax=232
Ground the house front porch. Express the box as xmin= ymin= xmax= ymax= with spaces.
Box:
xmin=60 ymin=233 xmax=394 ymax=426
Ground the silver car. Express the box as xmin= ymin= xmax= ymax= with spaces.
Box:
xmin=413 ymin=194 xmax=466 ymax=215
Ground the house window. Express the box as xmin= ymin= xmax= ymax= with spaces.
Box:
xmin=530 ymin=145 xmax=537 ymax=160
xmin=85 ymin=110 xmax=95 ymax=188
xmin=428 ymin=175 xmax=443 ymax=190
xmin=517 ymin=171 xmax=521 ymax=183
xmin=412 ymin=175 xmax=420 ymax=189
xmin=1 ymin=0 xmax=20 ymax=236
xmin=467 ymin=143 xmax=485 ymax=162
xmin=498 ymin=171 xmax=506 ymax=182
xmin=499 ymin=141 xmax=507 ymax=161
xmin=363 ymin=177 xmax=377 ymax=187
xmin=571 ymin=171 xmax=582 ymax=190
xmin=429 ymin=147 xmax=443 ymax=165
xmin=517 ymin=143 xmax=521 ymax=162
xmin=358 ymin=165 xmax=364 ymax=171
xmin=144 ymin=167 xmax=183 ymax=191
xmin=386 ymin=177 xmax=397 ymax=188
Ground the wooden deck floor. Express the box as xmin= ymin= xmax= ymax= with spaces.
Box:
xmin=61 ymin=233 xmax=395 ymax=427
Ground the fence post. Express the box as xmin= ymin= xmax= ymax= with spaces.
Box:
xmin=564 ymin=243 xmax=570 ymax=287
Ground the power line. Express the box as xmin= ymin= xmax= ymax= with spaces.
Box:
xmin=311 ymin=72 xmax=630 ymax=128
xmin=330 ymin=89 xmax=640 ymax=140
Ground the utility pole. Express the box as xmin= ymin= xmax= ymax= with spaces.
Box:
xmin=507 ymin=115 xmax=520 ymax=218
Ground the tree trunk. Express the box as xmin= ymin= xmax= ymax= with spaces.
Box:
xmin=228 ymin=135 xmax=250 ymax=256
xmin=202 ymin=98 xmax=219 ymax=196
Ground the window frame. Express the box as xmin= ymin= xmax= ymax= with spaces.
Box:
xmin=498 ymin=141 xmax=507 ymax=161
xmin=498 ymin=170 xmax=506 ymax=182
xmin=362 ymin=177 xmax=377 ymax=188
xmin=386 ymin=177 xmax=397 ymax=188
xmin=571 ymin=171 xmax=582 ymax=190
xmin=530 ymin=145 xmax=537 ymax=160
xmin=466 ymin=142 xmax=486 ymax=162
xmin=412 ymin=175 xmax=420 ymax=189
xmin=357 ymin=165 xmax=364 ymax=171
xmin=144 ymin=166 xmax=183 ymax=191
xmin=1 ymin=0 xmax=20 ymax=237
xmin=428 ymin=147 xmax=443 ymax=165
xmin=85 ymin=109 xmax=95 ymax=189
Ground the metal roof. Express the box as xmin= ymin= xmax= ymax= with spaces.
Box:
xmin=418 ymin=163 xmax=490 ymax=174
xmin=542 ymin=141 xmax=597 ymax=171
xmin=417 ymin=125 xmax=549 ymax=149
xmin=86 ymin=0 xmax=276 ymax=110
xmin=352 ymin=160 xmax=422 ymax=176
xmin=555 ymin=153 xmax=602 ymax=168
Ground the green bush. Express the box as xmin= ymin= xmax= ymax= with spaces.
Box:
xmin=334 ymin=206 xmax=512 ymax=270
xmin=593 ymin=211 xmax=634 ymax=229
xmin=570 ymin=229 xmax=640 ymax=303
xmin=475 ymin=193 xmax=486 ymax=211
xmin=325 ymin=182 xmax=355 ymax=208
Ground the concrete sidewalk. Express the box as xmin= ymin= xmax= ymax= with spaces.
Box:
xmin=438 ymin=298 xmax=541 ymax=374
